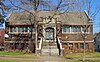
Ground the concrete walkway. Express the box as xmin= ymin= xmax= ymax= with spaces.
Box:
xmin=0 ymin=55 xmax=100 ymax=62
xmin=0 ymin=55 xmax=64 ymax=62
xmin=37 ymin=56 xmax=65 ymax=62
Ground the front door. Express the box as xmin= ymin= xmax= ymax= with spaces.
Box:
xmin=45 ymin=27 xmax=54 ymax=42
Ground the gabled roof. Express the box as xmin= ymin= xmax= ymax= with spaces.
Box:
xmin=8 ymin=11 xmax=91 ymax=25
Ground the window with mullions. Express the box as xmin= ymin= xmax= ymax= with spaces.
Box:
xmin=69 ymin=43 xmax=73 ymax=50
xmin=75 ymin=43 xmax=78 ymax=49
xmin=46 ymin=29 xmax=54 ymax=40
xmin=18 ymin=26 xmax=20 ymax=32
xmin=76 ymin=26 xmax=80 ymax=32
xmin=62 ymin=26 xmax=70 ymax=32
xmin=22 ymin=27 xmax=24 ymax=32
xmin=71 ymin=26 xmax=80 ymax=32
xmin=25 ymin=27 xmax=28 ymax=32
xmin=10 ymin=27 xmax=12 ymax=32
xmin=63 ymin=26 xmax=66 ymax=32
xmin=14 ymin=27 xmax=16 ymax=32
xmin=80 ymin=43 xmax=84 ymax=49
xmin=46 ymin=31 xmax=49 ymax=40
xmin=30 ymin=26 xmax=34 ymax=32
xmin=82 ymin=26 xmax=88 ymax=32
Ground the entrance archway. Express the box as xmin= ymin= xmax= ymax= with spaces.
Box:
xmin=45 ymin=27 xmax=54 ymax=42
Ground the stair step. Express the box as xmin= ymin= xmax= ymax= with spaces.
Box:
xmin=43 ymin=42 xmax=57 ymax=46
xmin=42 ymin=46 xmax=58 ymax=49
xmin=42 ymin=49 xmax=59 ymax=56
xmin=41 ymin=41 xmax=59 ymax=56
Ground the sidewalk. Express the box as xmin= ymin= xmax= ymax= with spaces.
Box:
xmin=0 ymin=55 xmax=100 ymax=62
xmin=0 ymin=55 xmax=64 ymax=62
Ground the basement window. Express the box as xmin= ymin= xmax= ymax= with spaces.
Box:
xmin=69 ymin=43 xmax=73 ymax=50
xmin=98 ymin=45 xmax=100 ymax=49
xmin=80 ymin=43 xmax=84 ymax=49
xmin=10 ymin=27 xmax=12 ymax=32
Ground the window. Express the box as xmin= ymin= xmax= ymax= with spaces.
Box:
xmin=62 ymin=25 xmax=80 ymax=33
xmin=62 ymin=26 xmax=66 ymax=32
xmin=10 ymin=27 xmax=12 ymax=32
xmin=30 ymin=26 xmax=34 ymax=32
xmin=71 ymin=26 xmax=76 ymax=32
xmin=71 ymin=26 xmax=80 ymax=32
xmin=15 ymin=43 xmax=19 ymax=49
xmin=86 ymin=43 xmax=89 ymax=49
xmin=75 ymin=43 xmax=78 ymax=49
xmin=25 ymin=27 xmax=28 ymax=32
xmin=18 ymin=26 xmax=20 ymax=32
xmin=22 ymin=27 xmax=24 ymax=32
xmin=80 ymin=43 xmax=84 ymax=49
xmin=50 ymin=32 xmax=53 ymax=40
xmin=66 ymin=26 xmax=70 ymax=32
xmin=46 ymin=28 xmax=54 ymax=40
xmin=69 ymin=43 xmax=73 ymax=50
xmin=14 ymin=27 xmax=16 ymax=32
xmin=62 ymin=26 xmax=70 ymax=32
xmin=98 ymin=45 xmax=99 ymax=49
xmin=76 ymin=26 xmax=80 ymax=32
xmin=82 ymin=26 xmax=88 ymax=32
xmin=46 ymin=31 xmax=49 ymax=40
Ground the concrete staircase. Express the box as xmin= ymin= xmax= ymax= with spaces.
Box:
xmin=41 ymin=41 xmax=59 ymax=56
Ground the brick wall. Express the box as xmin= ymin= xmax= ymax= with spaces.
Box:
xmin=0 ymin=29 xmax=5 ymax=45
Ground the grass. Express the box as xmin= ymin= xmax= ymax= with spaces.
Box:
xmin=62 ymin=60 xmax=100 ymax=62
xmin=65 ymin=52 xmax=100 ymax=59
xmin=0 ymin=51 xmax=24 ymax=55
xmin=0 ymin=51 xmax=36 ymax=58
xmin=0 ymin=59 xmax=44 ymax=62
xmin=0 ymin=51 xmax=100 ymax=62
xmin=0 ymin=59 xmax=99 ymax=62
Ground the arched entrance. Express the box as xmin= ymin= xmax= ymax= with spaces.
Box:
xmin=45 ymin=27 xmax=54 ymax=42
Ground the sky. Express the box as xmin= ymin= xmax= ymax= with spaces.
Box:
xmin=93 ymin=0 xmax=100 ymax=33
xmin=2 ymin=0 xmax=100 ymax=33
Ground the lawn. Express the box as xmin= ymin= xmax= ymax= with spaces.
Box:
xmin=62 ymin=60 xmax=100 ymax=62
xmin=0 ymin=51 xmax=36 ymax=58
xmin=0 ymin=59 xmax=100 ymax=62
xmin=0 ymin=51 xmax=100 ymax=62
xmin=65 ymin=52 xmax=100 ymax=59
xmin=0 ymin=51 xmax=25 ymax=55
xmin=0 ymin=59 xmax=44 ymax=62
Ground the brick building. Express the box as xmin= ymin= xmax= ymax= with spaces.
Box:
xmin=94 ymin=32 xmax=100 ymax=52
xmin=0 ymin=14 xmax=5 ymax=50
xmin=5 ymin=11 xmax=94 ymax=55
xmin=0 ymin=29 xmax=4 ymax=45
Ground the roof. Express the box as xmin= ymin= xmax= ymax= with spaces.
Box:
xmin=95 ymin=32 xmax=100 ymax=37
xmin=8 ymin=11 xmax=91 ymax=25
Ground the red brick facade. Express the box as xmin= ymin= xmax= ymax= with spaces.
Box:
xmin=0 ymin=29 xmax=5 ymax=45
xmin=5 ymin=11 xmax=94 ymax=55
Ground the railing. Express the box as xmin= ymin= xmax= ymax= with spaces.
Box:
xmin=57 ymin=37 xmax=64 ymax=56
xmin=37 ymin=38 xmax=43 ymax=55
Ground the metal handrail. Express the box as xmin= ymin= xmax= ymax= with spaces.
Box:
xmin=57 ymin=37 xmax=63 ymax=49
xmin=37 ymin=38 xmax=42 ymax=50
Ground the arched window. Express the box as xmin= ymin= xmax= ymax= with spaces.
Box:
xmin=45 ymin=27 xmax=54 ymax=40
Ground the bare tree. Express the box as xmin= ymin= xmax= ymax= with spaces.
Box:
xmin=0 ymin=0 xmax=10 ymax=19
xmin=70 ymin=0 xmax=100 ymax=61
xmin=8 ymin=0 xmax=76 ymax=54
